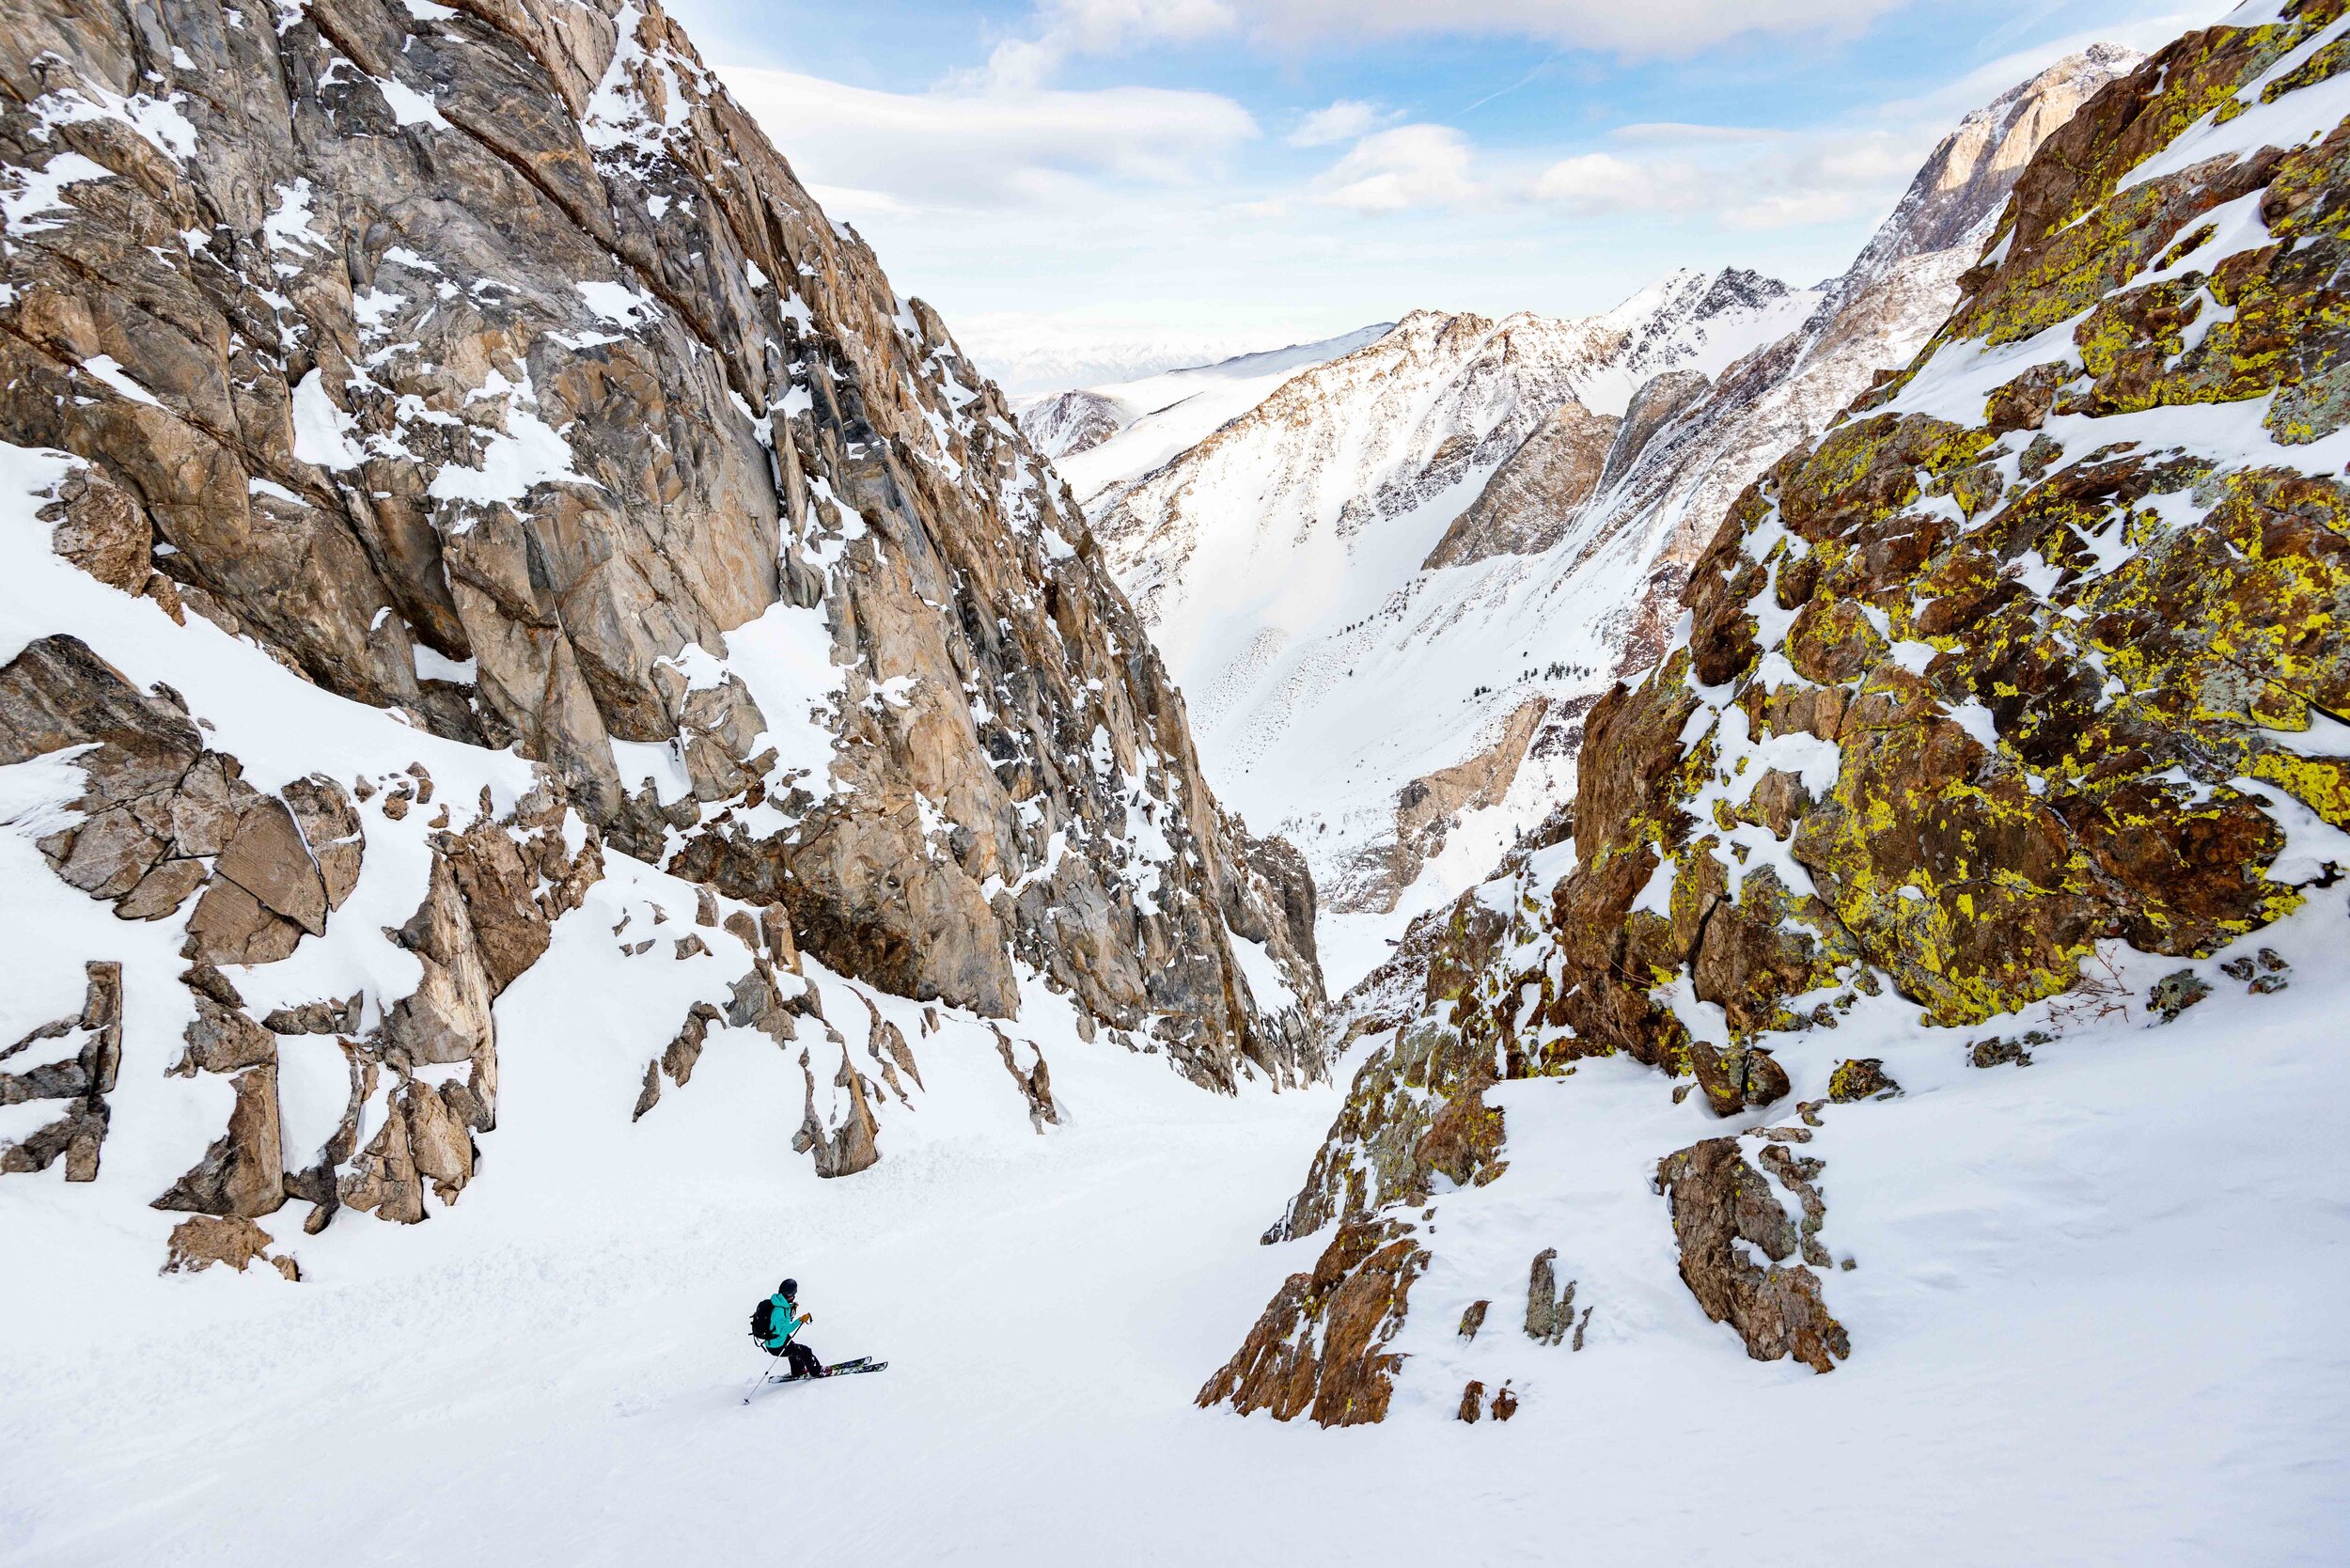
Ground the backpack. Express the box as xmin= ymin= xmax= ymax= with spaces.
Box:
xmin=750 ymin=1297 xmax=776 ymax=1342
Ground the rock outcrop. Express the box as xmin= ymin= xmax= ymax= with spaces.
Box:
xmin=0 ymin=0 xmax=1322 ymax=1246
xmin=1206 ymin=4 xmax=2350 ymax=1420
xmin=1195 ymin=1217 xmax=1426 ymax=1426
xmin=1422 ymin=403 xmax=1622 ymax=570
xmin=0 ymin=962 xmax=120 ymax=1182
xmin=1325 ymin=697 xmax=1550 ymax=914
xmin=1657 ymin=1137 xmax=1847 ymax=1372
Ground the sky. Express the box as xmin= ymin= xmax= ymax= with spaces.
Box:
xmin=664 ymin=0 xmax=2207 ymax=391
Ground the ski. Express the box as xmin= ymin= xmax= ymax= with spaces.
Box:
xmin=775 ymin=1358 xmax=885 ymax=1382
xmin=744 ymin=1358 xmax=885 ymax=1402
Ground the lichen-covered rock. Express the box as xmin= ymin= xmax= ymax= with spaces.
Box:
xmin=1196 ymin=1219 xmax=1427 ymax=1426
xmin=1524 ymin=1248 xmax=1575 ymax=1346
xmin=2150 ymin=969 xmax=2216 ymax=1023
xmin=1827 ymin=1058 xmax=1902 ymax=1102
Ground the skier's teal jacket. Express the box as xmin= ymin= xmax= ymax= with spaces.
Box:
xmin=763 ymin=1293 xmax=806 ymax=1351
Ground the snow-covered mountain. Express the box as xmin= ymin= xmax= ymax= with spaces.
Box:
xmin=1020 ymin=325 xmax=1396 ymax=493
xmin=1821 ymin=41 xmax=2148 ymax=321
xmin=1015 ymin=387 xmax=1131 ymax=461
xmin=1584 ymin=43 xmax=2145 ymax=591
xmin=1076 ymin=273 xmax=1812 ymax=964
xmin=1085 ymin=52 xmax=2134 ymax=979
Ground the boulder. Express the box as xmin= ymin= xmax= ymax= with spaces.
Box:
xmin=162 ymin=1215 xmax=299 ymax=1282
xmin=153 ymin=1064 xmax=285 ymax=1219
xmin=1524 ymin=1248 xmax=1575 ymax=1346
xmin=211 ymin=798 xmax=330 ymax=936
xmin=1655 ymin=1138 xmax=1847 ymax=1372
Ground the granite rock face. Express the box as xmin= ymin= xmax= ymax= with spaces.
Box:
xmin=0 ymin=0 xmax=1323 ymax=1239
xmin=0 ymin=0 xmax=1317 ymax=1064
xmin=1422 ymin=403 xmax=1622 ymax=570
xmin=1206 ymin=6 xmax=2348 ymax=1421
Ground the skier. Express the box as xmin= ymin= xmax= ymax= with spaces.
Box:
xmin=757 ymin=1278 xmax=823 ymax=1380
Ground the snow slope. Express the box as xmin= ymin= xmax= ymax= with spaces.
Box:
xmin=3 ymin=855 xmax=2343 ymax=1565
xmin=8 ymin=7 xmax=2346 ymax=1563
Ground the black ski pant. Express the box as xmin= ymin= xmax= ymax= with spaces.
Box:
xmin=778 ymin=1340 xmax=822 ymax=1379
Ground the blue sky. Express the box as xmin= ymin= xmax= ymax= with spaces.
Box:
xmin=666 ymin=0 xmax=2206 ymax=388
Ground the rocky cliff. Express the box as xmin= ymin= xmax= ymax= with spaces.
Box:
xmin=0 ymin=0 xmax=1323 ymax=1246
xmin=1203 ymin=0 xmax=2350 ymax=1423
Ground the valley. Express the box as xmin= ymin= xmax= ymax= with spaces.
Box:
xmin=3 ymin=2 xmax=2346 ymax=1562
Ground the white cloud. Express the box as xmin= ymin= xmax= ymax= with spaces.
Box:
xmin=1234 ymin=0 xmax=1910 ymax=58
xmin=976 ymin=0 xmax=1916 ymax=79
xmin=980 ymin=0 xmax=1238 ymax=88
xmin=718 ymin=67 xmax=1257 ymax=209
xmin=1317 ymin=117 xmax=1915 ymax=227
xmin=1529 ymin=151 xmax=1679 ymax=210
xmin=1288 ymin=99 xmax=1387 ymax=147
xmin=1528 ymin=118 xmax=1937 ymax=228
xmin=1315 ymin=124 xmax=1481 ymax=211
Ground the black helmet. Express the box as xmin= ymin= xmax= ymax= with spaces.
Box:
xmin=779 ymin=1278 xmax=797 ymax=1299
